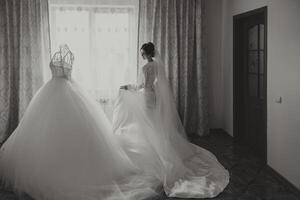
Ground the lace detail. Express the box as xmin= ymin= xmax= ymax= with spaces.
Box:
xmin=50 ymin=44 xmax=74 ymax=79
xmin=140 ymin=62 xmax=157 ymax=91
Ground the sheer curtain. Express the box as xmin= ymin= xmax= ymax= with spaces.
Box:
xmin=48 ymin=0 xmax=139 ymax=119
xmin=0 ymin=0 xmax=50 ymax=143
xmin=138 ymin=0 xmax=209 ymax=136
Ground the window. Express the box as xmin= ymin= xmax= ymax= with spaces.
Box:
xmin=48 ymin=0 xmax=139 ymax=118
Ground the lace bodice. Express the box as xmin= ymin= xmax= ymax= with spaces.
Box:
xmin=50 ymin=61 xmax=72 ymax=79
xmin=50 ymin=44 xmax=74 ymax=79
xmin=139 ymin=62 xmax=158 ymax=91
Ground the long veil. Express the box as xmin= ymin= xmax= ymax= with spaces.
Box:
xmin=153 ymin=51 xmax=187 ymax=138
xmin=153 ymin=51 xmax=229 ymax=197
xmin=152 ymin=51 xmax=199 ymax=161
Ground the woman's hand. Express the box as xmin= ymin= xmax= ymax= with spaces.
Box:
xmin=120 ymin=84 xmax=138 ymax=91
xmin=120 ymin=85 xmax=129 ymax=90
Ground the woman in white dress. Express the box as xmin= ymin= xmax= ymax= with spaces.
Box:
xmin=0 ymin=45 xmax=158 ymax=200
xmin=113 ymin=42 xmax=230 ymax=198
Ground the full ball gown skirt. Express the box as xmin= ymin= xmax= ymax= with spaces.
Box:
xmin=0 ymin=75 xmax=158 ymax=200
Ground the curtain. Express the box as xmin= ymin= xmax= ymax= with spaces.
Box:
xmin=48 ymin=0 xmax=139 ymax=120
xmin=0 ymin=0 xmax=50 ymax=143
xmin=138 ymin=0 xmax=208 ymax=136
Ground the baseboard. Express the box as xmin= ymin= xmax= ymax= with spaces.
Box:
xmin=209 ymin=128 xmax=227 ymax=134
xmin=209 ymin=128 xmax=232 ymax=137
xmin=266 ymin=165 xmax=300 ymax=197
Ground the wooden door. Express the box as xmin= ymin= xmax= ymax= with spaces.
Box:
xmin=234 ymin=7 xmax=267 ymax=163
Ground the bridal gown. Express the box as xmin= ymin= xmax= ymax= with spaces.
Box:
xmin=0 ymin=47 xmax=158 ymax=200
xmin=113 ymin=57 xmax=230 ymax=198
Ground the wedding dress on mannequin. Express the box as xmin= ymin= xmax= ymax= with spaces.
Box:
xmin=0 ymin=45 xmax=158 ymax=200
xmin=113 ymin=51 xmax=230 ymax=198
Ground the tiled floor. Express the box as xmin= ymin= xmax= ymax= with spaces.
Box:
xmin=1 ymin=131 xmax=299 ymax=200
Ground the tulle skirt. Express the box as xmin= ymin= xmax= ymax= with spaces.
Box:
xmin=0 ymin=78 xmax=158 ymax=200
xmin=113 ymin=89 xmax=230 ymax=198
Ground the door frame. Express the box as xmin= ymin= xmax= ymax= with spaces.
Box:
xmin=233 ymin=6 xmax=268 ymax=163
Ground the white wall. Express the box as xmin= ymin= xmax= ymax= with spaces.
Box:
xmin=206 ymin=0 xmax=300 ymax=189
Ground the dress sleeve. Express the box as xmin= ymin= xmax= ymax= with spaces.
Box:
xmin=129 ymin=63 xmax=157 ymax=91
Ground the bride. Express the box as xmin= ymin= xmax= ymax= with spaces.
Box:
xmin=113 ymin=42 xmax=230 ymax=198
xmin=0 ymin=45 xmax=159 ymax=200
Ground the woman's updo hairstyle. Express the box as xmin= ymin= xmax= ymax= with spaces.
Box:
xmin=141 ymin=42 xmax=155 ymax=57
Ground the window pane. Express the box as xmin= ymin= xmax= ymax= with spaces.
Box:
xmin=94 ymin=12 xmax=130 ymax=97
xmin=259 ymin=75 xmax=264 ymax=99
xmin=248 ymin=25 xmax=258 ymax=50
xmin=248 ymin=74 xmax=258 ymax=97
xmin=259 ymin=24 xmax=264 ymax=50
xmin=49 ymin=3 xmax=139 ymax=119
xmin=259 ymin=52 xmax=264 ymax=74
xmin=51 ymin=9 xmax=90 ymax=86
xmin=248 ymin=51 xmax=258 ymax=73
